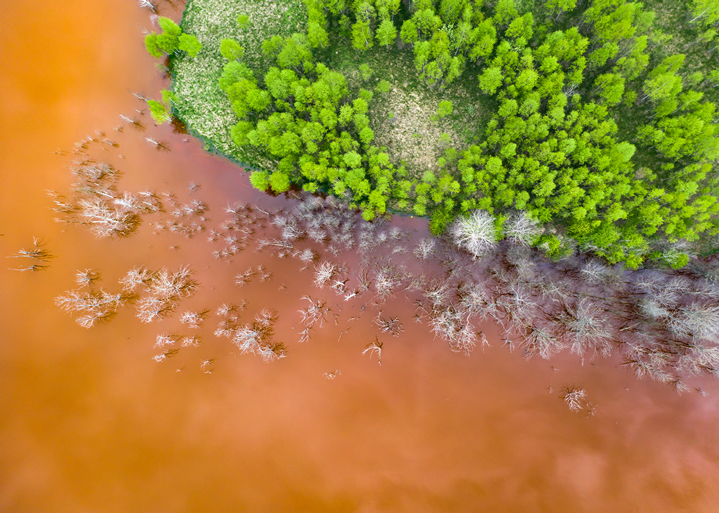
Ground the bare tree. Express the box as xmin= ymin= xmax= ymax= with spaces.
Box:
xmin=429 ymin=306 xmax=477 ymax=355
xmin=556 ymin=300 xmax=613 ymax=356
xmin=214 ymin=310 xmax=286 ymax=362
xmin=155 ymin=333 xmax=180 ymax=348
xmin=180 ymin=309 xmax=210 ymax=328
xmin=375 ymin=314 xmax=404 ymax=337
xmin=449 ymin=210 xmax=497 ymax=258
xmin=181 ymin=335 xmax=202 ymax=348
xmin=153 ymin=348 xmax=180 ymax=363
xmin=314 ymin=261 xmax=337 ymax=288
xmin=215 ymin=303 xmax=239 ymax=317
xmin=559 ymin=385 xmax=588 ymax=413
xmin=298 ymin=296 xmax=330 ymax=329
xmin=7 ymin=237 xmax=55 ymax=262
xmin=504 ymin=211 xmax=543 ymax=246
xmin=77 ymin=198 xmax=141 ymax=238
xmin=132 ymin=266 xmax=199 ymax=323
xmin=75 ymin=269 xmax=101 ymax=287
xmin=373 ymin=264 xmax=400 ymax=299
xmin=523 ymin=324 xmax=565 ymax=359
xmin=235 ymin=267 xmax=256 ymax=286
xmin=580 ymin=261 xmax=624 ymax=289
xmin=668 ymin=302 xmax=719 ymax=340
xmin=120 ymin=266 xmax=153 ymax=292
xmin=55 ymin=287 xmax=131 ymax=328
xmin=414 ymin=238 xmax=436 ymax=260
xmin=363 ymin=337 xmax=383 ymax=365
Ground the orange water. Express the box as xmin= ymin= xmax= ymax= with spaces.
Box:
xmin=2 ymin=1 xmax=719 ymax=511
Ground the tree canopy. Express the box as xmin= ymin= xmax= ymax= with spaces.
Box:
xmin=153 ymin=0 xmax=719 ymax=268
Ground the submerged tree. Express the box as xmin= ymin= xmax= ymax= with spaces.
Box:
xmin=449 ymin=210 xmax=498 ymax=258
xmin=363 ymin=337 xmax=383 ymax=365
xmin=7 ymin=237 xmax=54 ymax=271
xmin=55 ymin=287 xmax=133 ymax=328
xmin=559 ymin=385 xmax=588 ymax=413
xmin=215 ymin=308 xmax=286 ymax=362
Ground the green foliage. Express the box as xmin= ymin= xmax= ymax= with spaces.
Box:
xmin=308 ymin=21 xmax=330 ymax=48
xmin=145 ymin=16 xmax=202 ymax=59
xmin=269 ymin=171 xmax=291 ymax=192
xmin=359 ymin=63 xmax=373 ymax=80
xmin=161 ymin=89 xmax=178 ymax=105
xmin=178 ymin=34 xmax=203 ymax=57
xmin=220 ymin=39 xmax=244 ymax=60
xmin=250 ymin=170 xmax=271 ymax=191
xmin=148 ymin=99 xmax=171 ymax=124
xmin=352 ymin=20 xmax=374 ymax=49
xmin=375 ymin=80 xmax=391 ymax=93
xmin=172 ymin=0 xmax=719 ymax=268
xmin=437 ymin=100 xmax=453 ymax=118
xmin=145 ymin=34 xmax=163 ymax=59
xmin=237 ymin=14 xmax=251 ymax=29
xmin=376 ymin=19 xmax=398 ymax=47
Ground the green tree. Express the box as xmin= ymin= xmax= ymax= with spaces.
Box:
xmin=178 ymin=34 xmax=202 ymax=57
xmin=352 ymin=20 xmax=374 ymax=50
xmin=437 ymin=100 xmax=453 ymax=118
xmin=220 ymin=39 xmax=244 ymax=60
xmin=249 ymin=170 xmax=271 ymax=191
xmin=375 ymin=80 xmax=391 ymax=93
xmin=145 ymin=17 xmax=181 ymax=57
xmin=237 ymin=14 xmax=251 ymax=29
xmin=593 ymin=73 xmax=625 ymax=106
xmin=546 ymin=0 xmax=577 ymax=19
xmin=359 ymin=63 xmax=373 ymax=80
xmin=478 ymin=66 xmax=503 ymax=94
xmin=376 ymin=19 xmax=398 ymax=46
xmin=148 ymin=99 xmax=171 ymax=124
xmin=493 ymin=0 xmax=518 ymax=27
xmin=308 ymin=21 xmax=330 ymax=48
xmin=269 ymin=172 xmax=291 ymax=193
xmin=400 ymin=19 xmax=419 ymax=46
xmin=469 ymin=19 xmax=497 ymax=64
xmin=691 ymin=0 xmax=719 ymax=26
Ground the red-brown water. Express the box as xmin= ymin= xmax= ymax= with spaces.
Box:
xmin=2 ymin=1 xmax=719 ymax=511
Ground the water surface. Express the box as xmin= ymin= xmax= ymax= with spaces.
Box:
xmin=2 ymin=2 xmax=719 ymax=511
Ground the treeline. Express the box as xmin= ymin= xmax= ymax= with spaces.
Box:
xmin=150 ymin=0 xmax=719 ymax=268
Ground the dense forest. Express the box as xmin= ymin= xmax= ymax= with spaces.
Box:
xmin=146 ymin=0 xmax=719 ymax=269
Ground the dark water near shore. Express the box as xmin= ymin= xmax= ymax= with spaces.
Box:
xmin=2 ymin=1 xmax=719 ymax=511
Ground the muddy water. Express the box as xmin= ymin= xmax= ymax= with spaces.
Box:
xmin=2 ymin=1 xmax=719 ymax=512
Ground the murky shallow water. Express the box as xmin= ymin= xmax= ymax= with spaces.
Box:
xmin=2 ymin=1 xmax=719 ymax=511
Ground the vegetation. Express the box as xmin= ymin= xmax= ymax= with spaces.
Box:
xmin=158 ymin=0 xmax=719 ymax=269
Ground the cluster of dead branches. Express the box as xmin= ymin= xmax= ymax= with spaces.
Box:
xmin=7 ymin=237 xmax=55 ymax=272
xmin=121 ymin=265 xmax=199 ymax=323
xmin=55 ymin=275 xmax=134 ymax=329
xmin=214 ymin=308 xmax=286 ymax=362
xmin=48 ymin=161 xmax=162 ymax=238
xmin=297 ymin=296 xmax=331 ymax=343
